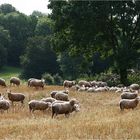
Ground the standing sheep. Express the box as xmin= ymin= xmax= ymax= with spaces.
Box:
xmin=28 ymin=100 xmax=50 ymax=112
xmin=121 ymin=92 xmax=138 ymax=99
xmin=7 ymin=90 xmax=25 ymax=105
xmin=29 ymin=79 xmax=45 ymax=89
xmin=63 ymin=80 xmax=76 ymax=88
xmin=10 ymin=77 xmax=20 ymax=86
xmin=52 ymin=99 xmax=80 ymax=118
xmin=41 ymin=97 xmax=56 ymax=103
xmin=54 ymin=92 xmax=69 ymax=101
xmin=50 ymin=90 xmax=69 ymax=98
xmin=119 ymin=97 xmax=139 ymax=111
xmin=0 ymin=99 xmax=10 ymax=112
xmin=27 ymin=78 xmax=36 ymax=87
xmin=78 ymin=80 xmax=91 ymax=87
xmin=0 ymin=78 xmax=6 ymax=87
xmin=130 ymin=84 xmax=140 ymax=91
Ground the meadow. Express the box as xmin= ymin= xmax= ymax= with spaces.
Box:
xmin=0 ymin=84 xmax=140 ymax=140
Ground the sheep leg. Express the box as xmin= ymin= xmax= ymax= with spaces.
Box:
xmin=65 ymin=113 xmax=70 ymax=118
xmin=21 ymin=101 xmax=24 ymax=107
xmin=52 ymin=107 xmax=55 ymax=118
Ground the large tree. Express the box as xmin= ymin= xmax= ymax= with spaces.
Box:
xmin=49 ymin=1 xmax=140 ymax=85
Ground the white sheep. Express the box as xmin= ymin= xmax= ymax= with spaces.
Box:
xmin=10 ymin=77 xmax=20 ymax=86
xmin=0 ymin=78 xmax=6 ymax=87
xmin=28 ymin=100 xmax=51 ymax=112
xmin=130 ymin=84 xmax=139 ymax=91
xmin=29 ymin=79 xmax=45 ymax=89
xmin=78 ymin=80 xmax=91 ymax=87
xmin=41 ymin=97 xmax=56 ymax=103
xmin=54 ymin=92 xmax=69 ymax=101
xmin=119 ymin=97 xmax=139 ymax=111
xmin=52 ymin=99 xmax=80 ymax=118
xmin=63 ymin=80 xmax=76 ymax=88
xmin=50 ymin=90 xmax=69 ymax=98
xmin=121 ymin=92 xmax=138 ymax=99
xmin=0 ymin=99 xmax=10 ymax=112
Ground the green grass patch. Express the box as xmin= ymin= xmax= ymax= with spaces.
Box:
xmin=0 ymin=66 xmax=22 ymax=81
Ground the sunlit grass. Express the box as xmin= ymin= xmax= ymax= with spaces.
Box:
xmin=0 ymin=85 xmax=140 ymax=139
xmin=0 ymin=66 xmax=21 ymax=80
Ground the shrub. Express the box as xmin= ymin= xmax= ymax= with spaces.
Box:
xmin=42 ymin=73 xmax=54 ymax=85
xmin=53 ymin=73 xmax=63 ymax=85
xmin=128 ymin=71 xmax=140 ymax=85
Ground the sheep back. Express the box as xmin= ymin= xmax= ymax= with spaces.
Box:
xmin=54 ymin=92 xmax=69 ymax=101
xmin=0 ymin=78 xmax=6 ymax=87
xmin=119 ymin=98 xmax=139 ymax=110
xmin=10 ymin=77 xmax=20 ymax=86
xmin=121 ymin=92 xmax=138 ymax=99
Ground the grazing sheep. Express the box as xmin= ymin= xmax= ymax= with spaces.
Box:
xmin=27 ymin=78 xmax=36 ymax=87
xmin=41 ymin=97 xmax=56 ymax=103
xmin=99 ymin=82 xmax=108 ymax=87
xmin=10 ymin=77 xmax=20 ymax=86
xmin=121 ymin=92 xmax=138 ymax=99
xmin=87 ymin=87 xmax=95 ymax=92
xmin=94 ymin=87 xmax=108 ymax=92
xmin=78 ymin=86 xmax=86 ymax=92
xmin=52 ymin=99 xmax=80 ymax=118
xmin=50 ymin=90 xmax=69 ymax=98
xmin=29 ymin=79 xmax=45 ymax=89
xmin=0 ymin=99 xmax=10 ymax=112
xmin=7 ymin=90 xmax=25 ymax=105
xmin=130 ymin=84 xmax=140 ymax=91
xmin=52 ymin=98 xmax=79 ymax=105
xmin=63 ymin=80 xmax=76 ymax=88
xmin=119 ymin=97 xmax=139 ymax=111
xmin=28 ymin=100 xmax=50 ymax=112
xmin=0 ymin=78 xmax=6 ymax=87
xmin=78 ymin=80 xmax=91 ymax=87
xmin=54 ymin=92 xmax=69 ymax=101
xmin=90 ymin=81 xmax=97 ymax=87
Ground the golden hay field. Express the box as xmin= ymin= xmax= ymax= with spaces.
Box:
xmin=0 ymin=85 xmax=140 ymax=140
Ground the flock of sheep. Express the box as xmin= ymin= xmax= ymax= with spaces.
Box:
xmin=64 ymin=80 xmax=140 ymax=110
xmin=0 ymin=77 xmax=80 ymax=118
xmin=0 ymin=77 xmax=140 ymax=118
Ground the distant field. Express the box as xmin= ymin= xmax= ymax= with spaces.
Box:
xmin=0 ymin=66 xmax=22 ymax=82
xmin=0 ymin=85 xmax=140 ymax=139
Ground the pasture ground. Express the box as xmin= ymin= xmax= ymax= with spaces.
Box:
xmin=0 ymin=85 xmax=140 ymax=140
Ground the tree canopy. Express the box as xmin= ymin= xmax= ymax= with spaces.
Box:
xmin=48 ymin=0 xmax=140 ymax=85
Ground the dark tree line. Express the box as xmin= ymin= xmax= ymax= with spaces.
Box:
xmin=0 ymin=2 xmax=140 ymax=85
xmin=48 ymin=0 xmax=140 ymax=85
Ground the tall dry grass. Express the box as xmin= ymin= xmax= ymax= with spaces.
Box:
xmin=0 ymin=85 xmax=140 ymax=139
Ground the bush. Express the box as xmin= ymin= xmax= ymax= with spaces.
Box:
xmin=42 ymin=73 xmax=54 ymax=85
xmin=53 ymin=73 xmax=63 ymax=85
xmin=128 ymin=71 xmax=140 ymax=85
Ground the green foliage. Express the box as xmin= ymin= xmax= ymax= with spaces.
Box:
xmin=0 ymin=4 xmax=16 ymax=14
xmin=53 ymin=73 xmax=63 ymax=85
xmin=42 ymin=73 xmax=54 ymax=85
xmin=35 ymin=16 xmax=53 ymax=36
xmin=0 ymin=66 xmax=21 ymax=81
xmin=21 ymin=36 xmax=60 ymax=78
xmin=0 ymin=26 xmax=10 ymax=68
xmin=49 ymin=1 xmax=140 ymax=85
xmin=128 ymin=72 xmax=140 ymax=85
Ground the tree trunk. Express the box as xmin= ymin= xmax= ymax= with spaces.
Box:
xmin=119 ymin=68 xmax=128 ymax=86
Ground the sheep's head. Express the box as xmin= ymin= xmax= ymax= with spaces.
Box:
xmin=73 ymin=104 xmax=80 ymax=112
xmin=70 ymin=99 xmax=79 ymax=106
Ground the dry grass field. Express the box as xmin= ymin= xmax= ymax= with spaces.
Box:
xmin=0 ymin=85 xmax=140 ymax=140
